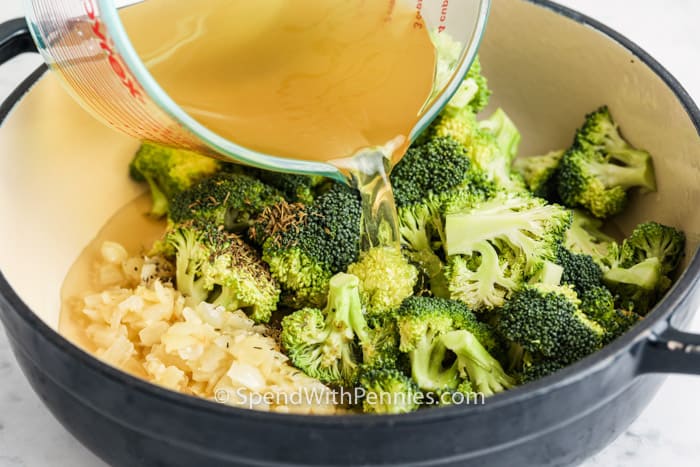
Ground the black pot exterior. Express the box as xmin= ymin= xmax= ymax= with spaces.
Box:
xmin=2 ymin=1 xmax=700 ymax=466
xmin=0 ymin=304 xmax=674 ymax=467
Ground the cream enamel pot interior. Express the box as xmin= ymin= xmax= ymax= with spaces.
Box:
xmin=0 ymin=1 xmax=700 ymax=466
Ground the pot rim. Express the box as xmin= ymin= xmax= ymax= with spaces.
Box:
xmin=1 ymin=0 xmax=699 ymax=428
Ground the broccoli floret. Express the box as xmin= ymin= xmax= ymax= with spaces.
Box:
xmin=469 ymin=130 xmax=526 ymax=193
xmin=444 ymin=56 xmax=491 ymax=114
xmin=445 ymin=193 xmax=572 ymax=275
xmin=557 ymin=147 xmax=652 ymax=218
xmin=280 ymin=273 xmax=368 ymax=386
xmin=498 ymin=284 xmax=604 ymax=365
xmin=430 ymin=31 xmax=490 ymax=114
xmin=248 ymin=200 xmax=307 ymax=246
xmin=603 ymin=255 xmax=667 ymax=315
xmin=575 ymin=106 xmax=656 ymax=172
xmin=396 ymin=297 xmax=503 ymax=393
xmin=513 ymin=150 xmax=564 ymax=201
xmin=398 ymin=202 xmax=449 ymax=298
xmin=130 ymin=142 xmax=221 ymax=217
xmin=391 ymin=137 xmax=491 ymax=208
xmin=565 ymin=209 xmax=615 ymax=260
xmin=579 ymin=286 xmax=641 ymax=343
xmin=557 ymin=108 xmax=656 ymax=218
xmin=164 ymin=222 xmax=280 ymax=323
xmin=440 ymin=330 xmax=515 ymax=396
xmin=425 ymin=103 xmax=480 ymax=150
xmin=478 ymin=108 xmax=521 ymax=164
xmin=359 ymin=368 xmax=420 ymax=414
xmin=361 ymin=314 xmax=402 ymax=371
xmin=598 ymin=222 xmax=685 ymax=315
xmin=528 ymin=259 xmax=564 ymax=286
xmin=579 ymin=285 xmax=615 ymax=319
xmin=505 ymin=343 xmax=565 ymax=384
xmin=423 ymin=106 xmax=524 ymax=193
xmin=395 ymin=297 xmax=461 ymax=392
xmin=621 ymin=221 xmax=685 ymax=275
xmin=347 ymin=247 xmax=418 ymax=315
xmin=556 ymin=246 xmax=604 ymax=296
xmin=445 ymin=240 xmax=521 ymax=311
xmin=247 ymin=169 xmax=328 ymax=204
xmin=520 ymin=358 xmax=568 ymax=384
xmin=169 ymin=173 xmax=284 ymax=233
xmin=390 ymin=137 xmax=495 ymax=296
xmin=262 ymin=184 xmax=361 ymax=308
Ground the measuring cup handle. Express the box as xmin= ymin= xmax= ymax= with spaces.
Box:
xmin=0 ymin=18 xmax=37 ymax=65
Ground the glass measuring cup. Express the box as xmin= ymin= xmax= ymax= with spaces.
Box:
xmin=23 ymin=0 xmax=490 ymax=183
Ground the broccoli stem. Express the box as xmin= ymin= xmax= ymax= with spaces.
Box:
xmin=327 ymin=273 xmax=366 ymax=326
xmin=441 ymin=330 xmax=515 ymax=396
xmin=603 ymin=257 xmax=662 ymax=290
xmin=405 ymin=240 xmax=449 ymax=298
xmin=144 ymin=176 xmax=169 ymax=218
xmin=410 ymin=333 xmax=458 ymax=391
xmin=588 ymin=160 xmax=655 ymax=191
xmin=473 ymin=240 xmax=518 ymax=294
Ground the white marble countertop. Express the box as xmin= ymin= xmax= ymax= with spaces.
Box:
xmin=0 ymin=1 xmax=699 ymax=466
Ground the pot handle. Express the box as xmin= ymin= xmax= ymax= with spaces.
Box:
xmin=0 ymin=18 xmax=38 ymax=65
xmin=639 ymin=325 xmax=700 ymax=375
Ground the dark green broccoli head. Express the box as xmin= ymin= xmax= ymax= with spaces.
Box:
xmin=598 ymin=308 xmax=642 ymax=344
xmin=248 ymin=200 xmax=307 ymax=246
xmin=579 ymin=286 xmax=615 ymax=320
xmin=248 ymin=169 xmax=328 ymax=204
xmin=130 ymin=142 xmax=221 ymax=217
xmin=163 ymin=222 xmax=280 ymax=323
xmin=280 ymin=273 xmax=368 ymax=387
xmin=499 ymin=284 xmax=604 ymax=364
xmin=391 ymin=137 xmax=477 ymax=208
xmin=579 ymin=285 xmax=641 ymax=343
xmin=262 ymin=184 xmax=361 ymax=308
xmin=557 ymin=245 xmax=604 ymax=296
xmin=519 ymin=357 xmax=568 ymax=384
xmin=621 ymin=221 xmax=685 ymax=275
xmin=169 ymin=172 xmax=284 ymax=233
xmin=513 ymin=150 xmax=564 ymax=201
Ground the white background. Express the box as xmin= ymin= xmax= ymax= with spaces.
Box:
xmin=0 ymin=1 xmax=699 ymax=466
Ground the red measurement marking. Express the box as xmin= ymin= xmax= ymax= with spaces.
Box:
xmin=438 ymin=0 xmax=449 ymax=32
xmin=83 ymin=0 xmax=144 ymax=102
xmin=414 ymin=0 xmax=424 ymax=29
